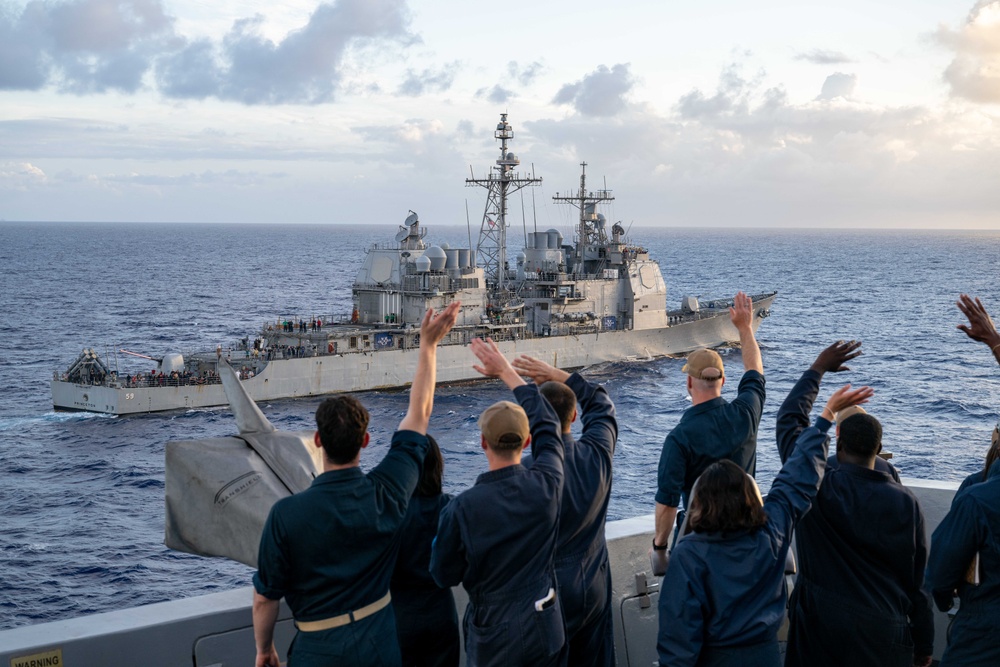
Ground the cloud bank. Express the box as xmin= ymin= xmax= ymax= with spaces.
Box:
xmin=0 ymin=0 xmax=415 ymax=104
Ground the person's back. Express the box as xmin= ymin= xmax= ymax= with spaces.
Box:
xmin=781 ymin=416 xmax=933 ymax=665
xmin=774 ymin=340 xmax=933 ymax=667
xmin=926 ymin=466 xmax=1000 ymax=666
xmin=252 ymin=303 xmax=460 ymax=667
xmin=516 ymin=360 xmax=617 ymax=667
xmin=431 ymin=338 xmax=566 ymax=667
xmin=925 ymin=294 xmax=1000 ymax=666
xmin=654 ymin=292 xmax=765 ymax=555
xmin=391 ymin=436 xmax=459 ymax=667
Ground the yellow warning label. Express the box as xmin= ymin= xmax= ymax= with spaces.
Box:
xmin=10 ymin=649 xmax=62 ymax=667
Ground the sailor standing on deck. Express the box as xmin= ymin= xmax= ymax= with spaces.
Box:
xmin=652 ymin=291 xmax=765 ymax=567
xmin=251 ymin=302 xmax=460 ymax=667
xmin=516 ymin=355 xmax=618 ymax=667
xmin=776 ymin=341 xmax=934 ymax=667
xmin=430 ymin=337 xmax=567 ymax=667
xmin=926 ymin=294 xmax=1000 ymax=667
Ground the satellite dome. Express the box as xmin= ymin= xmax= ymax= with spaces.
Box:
xmin=424 ymin=246 xmax=447 ymax=271
xmin=415 ymin=255 xmax=432 ymax=272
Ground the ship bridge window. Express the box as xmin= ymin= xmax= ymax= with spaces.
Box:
xmin=350 ymin=337 xmax=358 ymax=349
xmin=363 ymin=335 xmax=371 ymax=348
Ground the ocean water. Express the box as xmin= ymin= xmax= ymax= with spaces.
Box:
xmin=1 ymin=221 xmax=999 ymax=630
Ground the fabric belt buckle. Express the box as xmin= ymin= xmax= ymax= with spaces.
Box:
xmin=294 ymin=591 xmax=391 ymax=632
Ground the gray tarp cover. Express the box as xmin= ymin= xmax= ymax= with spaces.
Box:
xmin=164 ymin=361 xmax=323 ymax=567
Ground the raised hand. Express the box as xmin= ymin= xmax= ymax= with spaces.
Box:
xmin=728 ymin=291 xmax=754 ymax=331
xmin=821 ymin=384 xmax=874 ymax=422
xmin=470 ymin=338 xmax=525 ymax=389
xmin=957 ymin=294 xmax=1000 ymax=348
xmin=810 ymin=340 xmax=862 ymax=374
xmin=511 ymin=355 xmax=570 ymax=385
xmin=420 ymin=302 xmax=461 ymax=348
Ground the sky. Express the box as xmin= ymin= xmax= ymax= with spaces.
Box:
xmin=1 ymin=0 xmax=999 ymax=228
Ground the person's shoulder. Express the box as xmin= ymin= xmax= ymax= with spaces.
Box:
xmin=960 ymin=476 xmax=1000 ymax=506
xmin=390 ymin=429 xmax=429 ymax=446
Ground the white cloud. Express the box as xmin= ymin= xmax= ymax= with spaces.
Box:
xmin=552 ymin=64 xmax=634 ymax=117
xmin=0 ymin=162 xmax=48 ymax=191
xmin=396 ymin=62 xmax=459 ymax=97
xmin=795 ymin=49 xmax=855 ymax=65
xmin=937 ymin=0 xmax=1000 ymax=103
xmin=817 ymin=72 xmax=858 ymax=100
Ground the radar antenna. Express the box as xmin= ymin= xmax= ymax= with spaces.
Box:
xmin=467 ymin=114 xmax=542 ymax=296
xmin=552 ymin=162 xmax=615 ymax=275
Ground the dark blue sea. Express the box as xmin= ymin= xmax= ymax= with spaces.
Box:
xmin=2 ymin=221 xmax=999 ymax=631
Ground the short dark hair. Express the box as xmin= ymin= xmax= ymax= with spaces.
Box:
xmin=315 ymin=395 xmax=369 ymax=465
xmin=687 ymin=460 xmax=766 ymax=534
xmin=838 ymin=413 xmax=882 ymax=459
xmin=415 ymin=434 xmax=444 ymax=497
xmin=539 ymin=381 xmax=576 ymax=432
xmin=491 ymin=433 xmax=526 ymax=457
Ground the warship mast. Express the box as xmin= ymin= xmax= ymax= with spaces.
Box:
xmin=467 ymin=114 xmax=542 ymax=300
xmin=552 ymin=162 xmax=615 ymax=275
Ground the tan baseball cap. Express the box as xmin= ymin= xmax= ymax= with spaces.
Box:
xmin=682 ymin=348 xmax=724 ymax=380
xmin=836 ymin=405 xmax=867 ymax=423
xmin=478 ymin=400 xmax=530 ymax=448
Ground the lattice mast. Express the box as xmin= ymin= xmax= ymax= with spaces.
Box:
xmin=552 ymin=162 xmax=615 ymax=275
xmin=467 ymin=114 xmax=542 ymax=295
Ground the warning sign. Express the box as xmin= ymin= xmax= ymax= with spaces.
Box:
xmin=11 ymin=649 xmax=62 ymax=667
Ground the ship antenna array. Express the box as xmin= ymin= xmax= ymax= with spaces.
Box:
xmin=466 ymin=113 xmax=542 ymax=296
xmin=551 ymin=162 xmax=615 ymax=273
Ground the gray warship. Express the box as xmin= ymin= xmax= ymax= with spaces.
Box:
xmin=51 ymin=114 xmax=777 ymax=416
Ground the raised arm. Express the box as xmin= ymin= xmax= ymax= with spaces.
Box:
xmin=729 ymin=291 xmax=763 ymax=375
xmin=470 ymin=337 xmax=527 ymax=390
xmin=957 ymin=294 xmax=1000 ymax=366
xmin=511 ymin=354 xmax=571 ymax=385
xmin=512 ymin=354 xmax=617 ymax=456
xmin=398 ymin=302 xmax=461 ymax=434
xmin=776 ymin=340 xmax=862 ymax=463
xmin=767 ymin=383 xmax=874 ymax=533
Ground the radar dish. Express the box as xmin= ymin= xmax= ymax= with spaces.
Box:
xmin=395 ymin=227 xmax=409 ymax=243
xmin=404 ymin=211 xmax=419 ymax=227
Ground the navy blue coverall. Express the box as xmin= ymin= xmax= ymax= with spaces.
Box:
xmin=657 ymin=416 xmax=829 ymax=667
xmin=429 ymin=384 xmax=566 ymax=667
xmin=776 ymin=368 xmax=934 ymax=667
xmin=254 ymin=430 xmax=429 ymax=667
xmin=926 ymin=461 xmax=1000 ymax=666
xmin=390 ymin=492 xmax=460 ymax=667
xmin=522 ymin=372 xmax=618 ymax=667
xmin=656 ymin=370 xmax=765 ymax=525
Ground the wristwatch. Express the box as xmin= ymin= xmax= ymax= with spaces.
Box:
xmin=652 ymin=538 xmax=668 ymax=551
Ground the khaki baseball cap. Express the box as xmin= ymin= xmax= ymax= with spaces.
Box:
xmin=835 ymin=405 xmax=867 ymax=423
xmin=478 ymin=400 xmax=529 ymax=447
xmin=682 ymin=348 xmax=724 ymax=380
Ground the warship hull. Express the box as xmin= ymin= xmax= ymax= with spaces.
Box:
xmin=51 ymin=293 xmax=775 ymax=416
